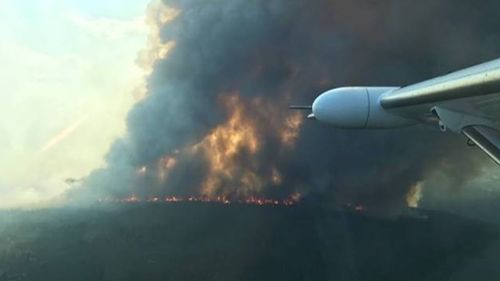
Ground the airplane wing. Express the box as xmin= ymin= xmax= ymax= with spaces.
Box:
xmin=379 ymin=58 xmax=500 ymax=165
xmin=294 ymin=58 xmax=500 ymax=165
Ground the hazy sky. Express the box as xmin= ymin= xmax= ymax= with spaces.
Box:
xmin=0 ymin=0 xmax=151 ymax=207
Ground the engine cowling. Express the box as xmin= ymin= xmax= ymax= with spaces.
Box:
xmin=312 ymin=87 xmax=416 ymax=129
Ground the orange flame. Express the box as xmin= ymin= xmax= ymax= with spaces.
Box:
xmin=99 ymin=193 xmax=301 ymax=206
xmin=192 ymin=95 xmax=262 ymax=196
xmin=187 ymin=94 xmax=305 ymax=198
xmin=130 ymin=93 xmax=304 ymax=202
xmin=406 ymin=182 xmax=423 ymax=208
xmin=280 ymin=111 xmax=303 ymax=147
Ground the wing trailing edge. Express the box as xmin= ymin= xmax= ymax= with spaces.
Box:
xmin=462 ymin=126 xmax=500 ymax=165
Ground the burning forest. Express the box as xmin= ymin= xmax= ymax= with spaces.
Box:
xmin=97 ymin=193 xmax=302 ymax=207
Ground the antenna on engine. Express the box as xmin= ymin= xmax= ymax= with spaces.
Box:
xmin=288 ymin=105 xmax=312 ymax=110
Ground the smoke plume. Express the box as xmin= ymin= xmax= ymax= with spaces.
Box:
xmin=72 ymin=0 xmax=500 ymax=213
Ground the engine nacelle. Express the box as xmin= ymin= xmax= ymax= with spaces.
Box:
xmin=312 ymin=87 xmax=416 ymax=129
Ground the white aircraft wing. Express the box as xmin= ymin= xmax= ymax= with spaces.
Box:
xmin=293 ymin=58 xmax=500 ymax=165
xmin=379 ymin=58 xmax=500 ymax=165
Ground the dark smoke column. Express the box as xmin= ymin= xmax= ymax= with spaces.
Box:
xmin=75 ymin=0 xmax=499 ymax=213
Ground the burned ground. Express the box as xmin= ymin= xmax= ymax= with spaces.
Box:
xmin=0 ymin=204 xmax=497 ymax=281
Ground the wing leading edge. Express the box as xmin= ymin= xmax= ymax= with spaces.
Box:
xmin=381 ymin=58 xmax=500 ymax=110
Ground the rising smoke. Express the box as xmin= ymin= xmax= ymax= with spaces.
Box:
xmin=72 ymin=0 xmax=500 ymax=213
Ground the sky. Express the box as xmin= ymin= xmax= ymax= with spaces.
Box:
xmin=0 ymin=0 xmax=151 ymax=207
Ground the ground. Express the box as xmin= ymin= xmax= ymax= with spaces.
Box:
xmin=0 ymin=202 xmax=498 ymax=281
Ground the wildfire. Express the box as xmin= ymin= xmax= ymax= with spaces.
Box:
xmin=123 ymin=195 xmax=140 ymax=203
xmin=280 ymin=111 xmax=303 ymax=147
xmin=98 ymin=193 xmax=302 ymax=207
xmin=250 ymin=96 xmax=304 ymax=148
xmin=344 ymin=202 xmax=367 ymax=213
xmin=157 ymin=155 xmax=177 ymax=183
xmin=192 ymin=95 xmax=262 ymax=196
xmin=186 ymin=94 xmax=305 ymax=198
xmin=127 ymin=91 xmax=305 ymax=204
xmin=406 ymin=182 xmax=423 ymax=208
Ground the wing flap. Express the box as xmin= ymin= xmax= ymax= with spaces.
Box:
xmin=462 ymin=126 xmax=500 ymax=165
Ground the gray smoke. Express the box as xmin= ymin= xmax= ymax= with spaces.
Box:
xmin=73 ymin=0 xmax=500 ymax=212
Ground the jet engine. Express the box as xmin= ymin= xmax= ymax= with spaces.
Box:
xmin=312 ymin=87 xmax=416 ymax=129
